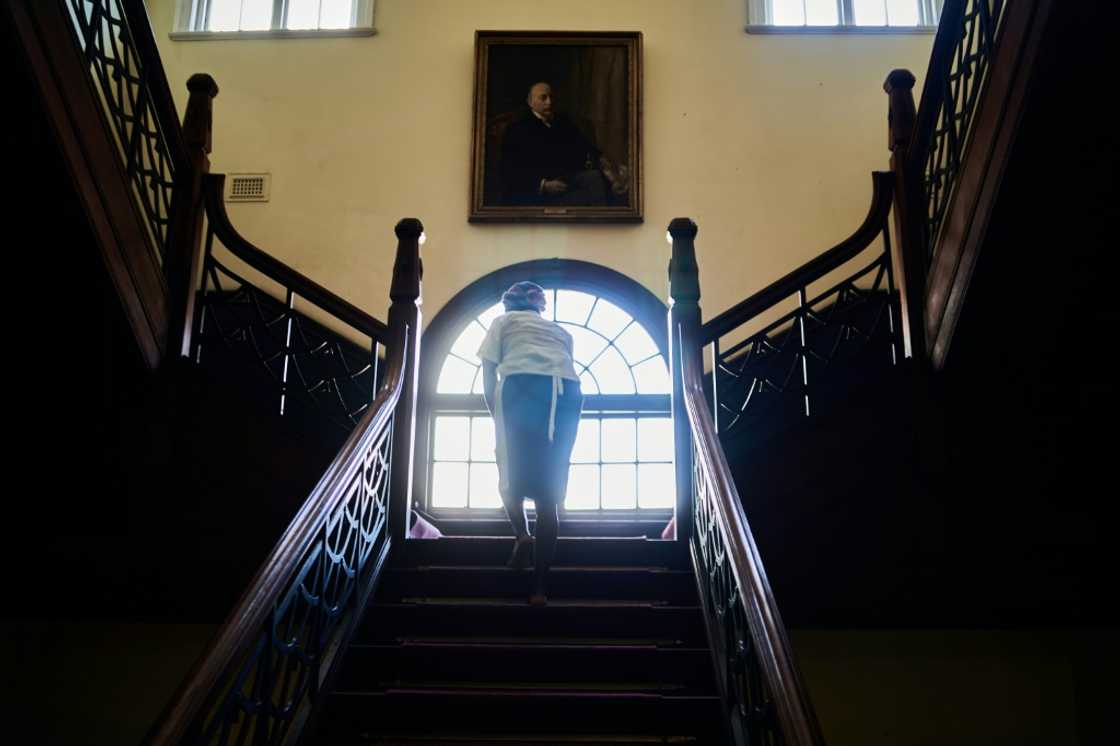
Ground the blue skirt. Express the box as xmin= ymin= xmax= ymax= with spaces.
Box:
xmin=499 ymin=374 xmax=582 ymax=504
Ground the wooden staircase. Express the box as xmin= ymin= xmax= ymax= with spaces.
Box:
xmin=314 ymin=538 xmax=724 ymax=745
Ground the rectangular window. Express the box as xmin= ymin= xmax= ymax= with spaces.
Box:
xmin=747 ymin=0 xmax=941 ymax=32
xmin=171 ymin=0 xmax=375 ymax=39
xmin=429 ymin=414 xmax=674 ymax=512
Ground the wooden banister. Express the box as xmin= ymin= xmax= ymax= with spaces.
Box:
xmin=669 ymin=220 xmax=826 ymax=746
xmin=884 ymin=69 xmax=926 ymax=360
xmin=167 ymin=74 xmax=219 ymax=358
xmin=701 ymin=172 xmax=894 ymax=343
xmin=891 ymin=0 xmax=1053 ymax=368
xmin=146 ymin=220 xmax=420 ymax=745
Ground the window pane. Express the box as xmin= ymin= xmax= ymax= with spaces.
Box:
xmin=207 ymin=0 xmax=241 ymax=31
xmin=451 ymin=320 xmax=486 ymax=366
xmin=240 ymin=0 xmax=272 ymax=30
xmin=571 ymin=418 xmax=599 ymax=463
xmin=853 ymin=0 xmax=887 ymax=25
xmin=565 ymin=325 xmax=608 ymax=367
xmin=602 ymin=465 xmax=637 ymax=509
xmin=638 ymin=463 xmax=675 ymax=509
xmin=437 ymin=356 xmax=477 ymax=394
xmin=601 ymin=419 xmax=636 ymax=463
xmin=614 ymin=323 xmax=658 ymax=364
xmin=469 ymin=463 xmax=501 ymax=508
xmin=319 ymin=0 xmax=353 ymax=28
xmin=637 ymin=418 xmax=673 ymax=462
xmin=555 ymin=290 xmax=596 ymax=325
xmin=805 ymin=0 xmax=840 ymax=25
xmin=433 ymin=417 xmax=469 ymax=461
xmin=772 ymin=0 xmax=806 ymax=25
xmin=589 ymin=347 xmax=635 ymax=394
xmin=886 ymin=0 xmax=920 ymax=25
xmin=471 ymin=417 xmax=496 ymax=461
xmin=579 ymin=369 xmax=600 ymax=394
xmin=565 ymin=464 xmax=600 ymax=510
xmin=471 ymin=368 xmax=485 ymax=394
xmin=587 ymin=299 xmax=631 ymax=340
xmin=286 ymin=0 xmax=320 ymax=29
xmin=632 ymin=357 xmax=671 ymax=394
xmin=477 ymin=303 xmax=504 ymax=330
xmin=431 ymin=462 xmax=468 ymax=508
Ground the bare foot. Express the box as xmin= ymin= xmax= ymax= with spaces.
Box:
xmin=506 ymin=535 xmax=534 ymax=570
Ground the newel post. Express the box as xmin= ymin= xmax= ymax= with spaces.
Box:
xmin=668 ymin=218 xmax=701 ymax=543
xmin=388 ymin=218 xmax=424 ymax=545
xmin=166 ymin=73 xmax=219 ymax=359
xmin=884 ymin=69 xmax=927 ymax=362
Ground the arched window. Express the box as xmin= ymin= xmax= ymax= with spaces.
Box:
xmin=418 ymin=261 xmax=673 ymax=517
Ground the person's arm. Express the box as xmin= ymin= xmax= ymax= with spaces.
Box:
xmin=481 ymin=361 xmax=498 ymax=415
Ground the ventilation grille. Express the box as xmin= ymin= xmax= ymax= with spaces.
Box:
xmin=226 ymin=173 xmax=271 ymax=202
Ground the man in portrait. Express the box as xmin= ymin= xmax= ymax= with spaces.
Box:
xmin=500 ymin=81 xmax=629 ymax=206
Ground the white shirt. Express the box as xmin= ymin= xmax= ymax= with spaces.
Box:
xmin=476 ymin=311 xmax=579 ymax=381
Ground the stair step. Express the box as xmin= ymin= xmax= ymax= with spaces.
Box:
xmin=400 ymin=537 xmax=688 ymax=569
xmin=358 ymin=602 xmax=707 ymax=647
xmin=318 ymin=689 xmax=722 ymax=740
xmin=379 ymin=567 xmax=697 ymax=604
xmin=336 ymin=643 xmax=716 ymax=694
xmin=319 ymin=735 xmax=711 ymax=745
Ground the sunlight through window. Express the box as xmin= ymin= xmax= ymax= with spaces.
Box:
xmin=430 ymin=288 xmax=673 ymax=512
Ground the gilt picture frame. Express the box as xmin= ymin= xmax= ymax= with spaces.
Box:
xmin=469 ymin=31 xmax=643 ymax=223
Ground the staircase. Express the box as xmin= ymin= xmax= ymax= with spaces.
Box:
xmin=316 ymin=538 xmax=723 ymax=745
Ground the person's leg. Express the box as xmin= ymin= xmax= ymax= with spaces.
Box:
xmin=500 ymin=375 xmax=540 ymax=570
xmin=530 ymin=495 xmax=558 ymax=604
xmin=529 ymin=381 xmax=583 ymax=603
xmin=502 ymin=488 xmax=533 ymax=569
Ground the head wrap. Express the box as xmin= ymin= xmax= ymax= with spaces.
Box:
xmin=501 ymin=281 xmax=547 ymax=313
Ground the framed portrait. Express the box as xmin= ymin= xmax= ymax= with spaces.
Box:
xmin=469 ymin=31 xmax=643 ymax=223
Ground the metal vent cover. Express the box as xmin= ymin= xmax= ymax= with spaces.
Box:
xmin=226 ymin=173 xmax=271 ymax=202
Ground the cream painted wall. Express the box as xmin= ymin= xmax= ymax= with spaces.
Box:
xmin=148 ymin=0 xmax=933 ymax=333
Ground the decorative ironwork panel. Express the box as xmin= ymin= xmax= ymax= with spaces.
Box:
xmin=922 ymin=0 xmax=1007 ymax=256
xmin=198 ymin=420 xmax=393 ymax=745
xmin=692 ymin=445 xmax=781 ymax=746
xmin=194 ymin=241 xmax=381 ymax=431
xmin=64 ymin=0 xmax=179 ymax=264
xmin=712 ymin=254 xmax=901 ymax=436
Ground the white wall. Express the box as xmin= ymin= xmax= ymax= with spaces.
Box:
xmin=148 ymin=0 xmax=933 ymax=331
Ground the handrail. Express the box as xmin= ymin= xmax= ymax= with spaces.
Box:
xmin=149 ymin=211 xmax=424 ymax=743
xmin=702 ymin=172 xmax=894 ymax=343
xmin=906 ymin=0 xmax=1009 ymax=254
xmin=667 ymin=217 xmax=829 ymax=745
xmin=117 ymin=0 xmax=191 ymax=174
xmin=203 ymin=174 xmax=390 ymax=342
xmin=147 ymin=329 xmax=407 ymax=744
xmin=680 ymin=324 xmax=826 ymax=746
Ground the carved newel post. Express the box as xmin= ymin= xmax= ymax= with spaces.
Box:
xmin=167 ymin=73 xmax=219 ymax=359
xmin=667 ymin=217 xmax=701 ymax=543
xmin=884 ymin=68 xmax=926 ymax=361
xmin=388 ymin=218 xmax=424 ymax=545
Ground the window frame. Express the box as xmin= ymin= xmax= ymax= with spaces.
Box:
xmin=170 ymin=0 xmax=376 ymax=41
xmin=746 ymin=0 xmax=942 ymax=34
xmin=416 ymin=259 xmax=675 ymax=521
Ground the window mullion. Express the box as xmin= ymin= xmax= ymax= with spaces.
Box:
xmin=839 ymin=0 xmax=852 ymax=27
xmin=272 ymin=0 xmax=286 ymax=31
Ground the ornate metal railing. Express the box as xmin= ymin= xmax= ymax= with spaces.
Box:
xmin=668 ymin=220 xmax=826 ymax=746
xmin=700 ymin=173 xmax=901 ymax=436
xmin=194 ymin=175 xmax=391 ymax=431
xmin=910 ymin=0 xmax=1008 ymax=258
xmin=62 ymin=0 xmax=186 ymax=264
xmin=147 ymin=218 xmax=423 ymax=746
